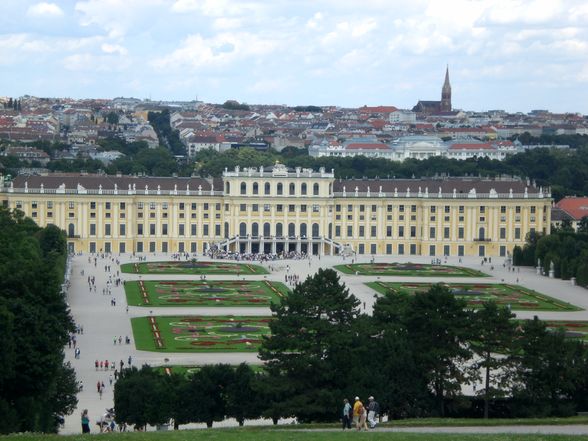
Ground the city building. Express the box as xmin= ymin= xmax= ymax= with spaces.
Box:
xmin=412 ymin=66 xmax=452 ymax=114
xmin=554 ymin=197 xmax=588 ymax=231
xmin=0 ymin=166 xmax=551 ymax=258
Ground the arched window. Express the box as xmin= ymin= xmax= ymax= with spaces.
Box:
xmin=289 ymin=183 xmax=295 ymax=195
xmin=277 ymin=183 xmax=283 ymax=195
xmin=479 ymin=227 xmax=485 ymax=240
xmin=276 ymin=223 xmax=283 ymax=237
xmin=312 ymin=223 xmax=319 ymax=238
xmin=264 ymin=182 xmax=271 ymax=195
xmin=68 ymin=223 xmax=75 ymax=238
xmin=252 ymin=182 xmax=259 ymax=195
xmin=239 ymin=222 xmax=247 ymax=236
xmin=288 ymin=223 xmax=295 ymax=238
xmin=224 ymin=222 xmax=229 ymax=238
xmin=301 ymin=183 xmax=307 ymax=195
xmin=252 ymin=223 xmax=259 ymax=237
xmin=240 ymin=182 xmax=247 ymax=195
xmin=225 ymin=182 xmax=231 ymax=194
xmin=263 ymin=222 xmax=271 ymax=237
xmin=313 ymin=183 xmax=319 ymax=196
xmin=300 ymin=223 xmax=307 ymax=238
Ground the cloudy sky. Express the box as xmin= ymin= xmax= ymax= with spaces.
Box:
xmin=1 ymin=0 xmax=587 ymax=113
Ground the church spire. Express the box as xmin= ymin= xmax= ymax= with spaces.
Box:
xmin=441 ymin=65 xmax=452 ymax=112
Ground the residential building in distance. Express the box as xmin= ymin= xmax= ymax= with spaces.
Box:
xmin=553 ymin=197 xmax=588 ymax=231
xmin=0 ymin=166 xmax=551 ymax=258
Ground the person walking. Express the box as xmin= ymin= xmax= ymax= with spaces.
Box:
xmin=81 ymin=409 xmax=90 ymax=434
xmin=342 ymin=398 xmax=352 ymax=429
xmin=367 ymin=396 xmax=380 ymax=428
xmin=353 ymin=396 xmax=363 ymax=430
xmin=359 ymin=400 xmax=368 ymax=431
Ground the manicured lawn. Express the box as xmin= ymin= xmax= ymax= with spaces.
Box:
xmin=543 ymin=320 xmax=588 ymax=342
xmin=125 ymin=280 xmax=289 ymax=307
xmin=367 ymin=282 xmax=581 ymax=311
xmin=335 ymin=262 xmax=488 ymax=277
xmin=121 ymin=260 xmax=268 ymax=275
xmin=131 ymin=315 xmax=272 ymax=352
xmin=21 ymin=428 xmax=588 ymax=441
xmin=156 ymin=364 xmax=266 ymax=376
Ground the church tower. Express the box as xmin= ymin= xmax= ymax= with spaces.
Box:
xmin=440 ymin=66 xmax=452 ymax=112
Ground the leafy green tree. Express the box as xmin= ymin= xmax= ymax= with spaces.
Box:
xmin=225 ymin=363 xmax=263 ymax=426
xmin=513 ymin=317 xmax=588 ymax=416
xmin=114 ymin=367 xmax=172 ymax=429
xmin=0 ymin=208 xmax=76 ymax=433
xmin=370 ymin=294 xmax=432 ymax=417
xmin=105 ymin=111 xmax=120 ymax=125
xmin=469 ymin=302 xmax=516 ymax=418
xmin=183 ymin=364 xmax=234 ymax=427
xmin=578 ymin=216 xmax=588 ymax=233
xmin=258 ymin=268 xmax=361 ymax=422
xmin=403 ymin=285 xmax=472 ymax=416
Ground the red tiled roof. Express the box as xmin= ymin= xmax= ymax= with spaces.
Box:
xmin=346 ymin=143 xmax=390 ymax=150
xmin=555 ymin=197 xmax=588 ymax=221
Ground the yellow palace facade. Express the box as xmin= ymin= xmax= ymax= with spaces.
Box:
xmin=0 ymin=164 xmax=551 ymax=258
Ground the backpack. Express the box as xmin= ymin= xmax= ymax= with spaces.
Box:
xmin=348 ymin=406 xmax=353 ymax=419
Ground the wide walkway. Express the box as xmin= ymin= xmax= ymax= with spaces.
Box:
xmin=61 ymin=252 xmax=588 ymax=434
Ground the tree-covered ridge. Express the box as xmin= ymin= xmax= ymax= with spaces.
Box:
xmin=3 ymin=136 xmax=588 ymax=201
xmin=0 ymin=208 xmax=77 ymax=433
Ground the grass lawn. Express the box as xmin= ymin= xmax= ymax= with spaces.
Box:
xmin=367 ymin=282 xmax=581 ymax=311
xmin=121 ymin=260 xmax=268 ymax=275
xmin=17 ymin=428 xmax=588 ymax=441
xmin=335 ymin=262 xmax=488 ymax=277
xmin=125 ymin=280 xmax=289 ymax=307
xmin=155 ymin=364 xmax=266 ymax=376
xmin=131 ymin=315 xmax=272 ymax=352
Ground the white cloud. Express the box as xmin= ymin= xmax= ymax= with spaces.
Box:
xmin=27 ymin=2 xmax=64 ymax=17
xmin=171 ymin=0 xmax=263 ymax=16
xmin=101 ymin=43 xmax=128 ymax=56
xmin=63 ymin=52 xmax=131 ymax=72
xmin=151 ymin=32 xmax=280 ymax=71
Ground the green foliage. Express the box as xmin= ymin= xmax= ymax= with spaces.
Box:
xmin=470 ymin=302 xmax=517 ymax=418
xmin=148 ymin=110 xmax=186 ymax=155
xmin=0 ymin=208 xmax=76 ymax=433
xmin=258 ymin=268 xmax=361 ymax=422
xmin=517 ymin=230 xmax=588 ymax=286
xmin=115 ymin=364 xmax=264 ymax=429
xmin=115 ymin=366 xmax=173 ymax=429
xmin=513 ymin=318 xmax=588 ymax=417
xmin=105 ymin=111 xmax=120 ymax=125
xmin=292 ymin=105 xmax=322 ymax=113
xmin=222 ymin=100 xmax=250 ymax=111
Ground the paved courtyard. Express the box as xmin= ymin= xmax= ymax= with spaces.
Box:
xmin=61 ymin=252 xmax=588 ymax=434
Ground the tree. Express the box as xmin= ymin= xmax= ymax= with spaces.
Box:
xmin=513 ymin=317 xmax=588 ymax=416
xmin=225 ymin=364 xmax=263 ymax=426
xmin=469 ymin=302 xmax=516 ymax=419
xmin=0 ymin=208 xmax=76 ymax=433
xmin=184 ymin=364 xmax=234 ymax=427
xmin=578 ymin=216 xmax=588 ymax=234
xmin=114 ymin=367 xmax=173 ymax=429
xmin=258 ymin=268 xmax=361 ymax=422
xmin=105 ymin=111 xmax=120 ymax=125
xmin=403 ymin=285 xmax=472 ymax=416
xmin=369 ymin=295 xmax=432 ymax=417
